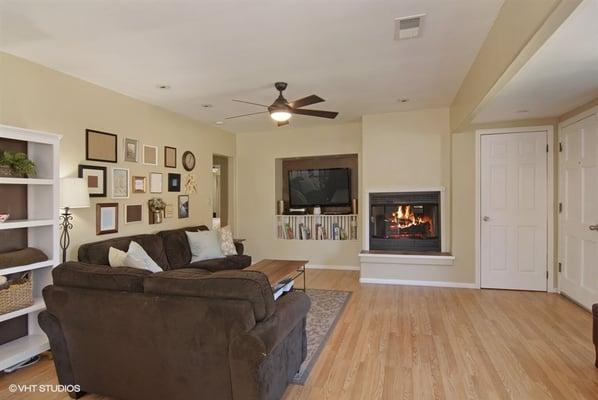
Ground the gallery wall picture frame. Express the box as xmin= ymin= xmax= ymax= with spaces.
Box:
xmin=164 ymin=146 xmax=177 ymax=168
xmin=143 ymin=145 xmax=159 ymax=166
xmin=125 ymin=204 xmax=143 ymax=224
xmin=86 ymin=129 xmax=118 ymax=163
xmin=168 ymin=173 xmax=181 ymax=192
xmin=164 ymin=204 xmax=174 ymax=219
xmin=124 ymin=138 xmax=139 ymax=162
xmin=78 ymin=164 xmax=107 ymax=197
xmin=182 ymin=151 xmax=196 ymax=171
xmin=178 ymin=195 xmax=189 ymax=218
xmin=150 ymin=172 xmax=163 ymax=193
xmin=111 ymin=168 xmax=130 ymax=199
xmin=132 ymin=175 xmax=147 ymax=193
xmin=96 ymin=203 xmax=119 ymax=235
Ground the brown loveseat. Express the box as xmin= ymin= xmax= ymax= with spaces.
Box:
xmin=38 ymin=226 xmax=311 ymax=400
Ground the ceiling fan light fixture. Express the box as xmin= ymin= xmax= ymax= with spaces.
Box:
xmin=270 ymin=110 xmax=292 ymax=122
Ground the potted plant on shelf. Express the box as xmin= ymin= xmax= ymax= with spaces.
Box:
xmin=148 ymin=197 xmax=166 ymax=224
xmin=0 ymin=151 xmax=37 ymax=178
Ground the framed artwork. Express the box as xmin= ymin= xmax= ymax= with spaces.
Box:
xmin=78 ymin=164 xmax=107 ymax=197
xmin=168 ymin=173 xmax=181 ymax=192
xmin=86 ymin=129 xmax=117 ymax=163
xmin=111 ymin=168 xmax=129 ymax=199
xmin=164 ymin=204 xmax=174 ymax=219
xmin=164 ymin=146 xmax=177 ymax=168
xmin=124 ymin=138 xmax=139 ymax=162
xmin=182 ymin=151 xmax=196 ymax=171
xmin=143 ymin=145 xmax=159 ymax=166
xmin=132 ymin=175 xmax=146 ymax=193
xmin=150 ymin=172 xmax=163 ymax=193
xmin=178 ymin=195 xmax=189 ymax=218
xmin=125 ymin=204 xmax=143 ymax=224
xmin=96 ymin=203 xmax=118 ymax=235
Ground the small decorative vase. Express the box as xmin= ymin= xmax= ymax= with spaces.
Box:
xmin=153 ymin=211 xmax=163 ymax=224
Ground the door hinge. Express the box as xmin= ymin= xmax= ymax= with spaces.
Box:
xmin=546 ymin=144 xmax=549 ymax=153
xmin=558 ymin=262 xmax=562 ymax=273
xmin=559 ymin=142 xmax=563 ymax=152
xmin=559 ymin=203 xmax=563 ymax=213
xmin=546 ymin=270 xmax=549 ymax=279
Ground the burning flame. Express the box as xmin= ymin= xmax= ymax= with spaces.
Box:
xmin=390 ymin=205 xmax=434 ymax=235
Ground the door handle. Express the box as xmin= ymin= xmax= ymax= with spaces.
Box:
xmin=483 ymin=216 xmax=490 ymax=222
xmin=590 ymin=225 xmax=598 ymax=231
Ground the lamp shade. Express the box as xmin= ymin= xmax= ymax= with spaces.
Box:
xmin=60 ymin=178 xmax=90 ymax=209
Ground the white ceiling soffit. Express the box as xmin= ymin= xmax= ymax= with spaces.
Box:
xmin=0 ymin=0 xmax=504 ymax=133
xmin=473 ymin=0 xmax=598 ymax=124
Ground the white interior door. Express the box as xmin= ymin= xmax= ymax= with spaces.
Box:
xmin=481 ymin=131 xmax=548 ymax=291
xmin=559 ymin=112 xmax=598 ymax=310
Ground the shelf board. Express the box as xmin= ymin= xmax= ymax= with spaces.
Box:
xmin=0 ymin=177 xmax=54 ymax=185
xmin=0 ymin=219 xmax=54 ymax=230
xmin=0 ymin=260 xmax=54 ymax=275
xmin=0 ymin=298 xmax=45 ymax=323
xmin=0 ymin=334 xmax=49 ymax=371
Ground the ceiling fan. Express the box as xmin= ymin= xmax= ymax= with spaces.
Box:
xmin=225 ymin=82 xmax=338 ymax=127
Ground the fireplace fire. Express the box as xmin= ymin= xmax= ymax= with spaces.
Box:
xmin=369 ymin=191 xmax=441 ymax=252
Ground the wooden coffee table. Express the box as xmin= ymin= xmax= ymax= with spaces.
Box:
xmin=246 ymin=259 xmax=307 ymax=291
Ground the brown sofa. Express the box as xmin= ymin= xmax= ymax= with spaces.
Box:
xmin=39 ymin=263 xmax=310 ymax=400
xmin=78 ymin=225 xmax=251 ymax=271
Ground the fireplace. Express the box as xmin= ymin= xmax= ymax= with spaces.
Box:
xmin=369 ymin=191 xmax=441 ymax=252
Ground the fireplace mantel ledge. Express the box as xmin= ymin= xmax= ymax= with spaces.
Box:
xmin=359 ymin=251 xmax=455 ymax=266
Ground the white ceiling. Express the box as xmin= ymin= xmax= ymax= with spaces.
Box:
xmin=0 ymin=0 xmax=504 ymax=133
xmin=473 ymin=0 xmax=598 ymax=124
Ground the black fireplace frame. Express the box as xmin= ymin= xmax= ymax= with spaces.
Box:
xmin=369 ymin=191 xmax=441 ymax=252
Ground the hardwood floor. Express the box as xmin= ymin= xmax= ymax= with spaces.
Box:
xmin=1 ymin=270 xmax=597 ymax=399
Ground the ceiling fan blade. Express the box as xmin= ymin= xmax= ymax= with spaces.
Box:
xmin=225 ymin=111 xmax=268 ymax=120
xmin=291 ymin=108 xmax=339 ymax=119
xmin=289 ymin=94 xmax=324 ymax=109
xmin=232 ymin=99 xmax=268 ymax=107
xmin=277 ymin=120 xmax=290 ymax=127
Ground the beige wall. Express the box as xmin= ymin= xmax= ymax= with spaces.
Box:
xmin=0 ymin=52 xmax=235 ymax=261
xmin=236 ymin=122 xmax=362 ymax=267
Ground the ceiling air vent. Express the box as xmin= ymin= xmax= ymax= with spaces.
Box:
xmin=394 ymin=14 xmax=425 ymax=40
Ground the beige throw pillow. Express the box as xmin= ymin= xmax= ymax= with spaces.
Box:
xmin=219 ymin=226 xmax=237 ymax=256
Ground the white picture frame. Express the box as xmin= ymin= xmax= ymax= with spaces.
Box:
xmin=150 ymin=172 xmax=163 ymax=193
xmin=143 ymin=144 xmax=159 ymax=166
xmin=111 ymin=167 xmax=130 ymax=199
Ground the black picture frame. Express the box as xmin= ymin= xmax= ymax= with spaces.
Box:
xmin=78 ymin=164 xmax=107 ymax=197
xmin=85 ymin=129 xmax=118 ymax=163
xmin=168 ymin=173 xmax=181 ymax=192
xmin=178 ymin=195 xmax=189 ymax=218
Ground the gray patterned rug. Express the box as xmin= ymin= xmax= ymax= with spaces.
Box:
xmin=291 ymin=289 xmax=352 ymax=385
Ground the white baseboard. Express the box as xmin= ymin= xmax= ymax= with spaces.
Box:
xmin=306 ymin=264 xmax=360 ymax=271
xmin=359 ymin=277 xmax=477 ymax=289
xmin=548 ymin=287 xmax=560 ymax=293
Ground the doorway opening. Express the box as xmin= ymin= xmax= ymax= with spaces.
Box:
xmin=213 ymin=154 xmax=230 ymax=229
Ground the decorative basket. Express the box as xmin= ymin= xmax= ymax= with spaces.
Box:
xmin=0 ymin=165 xmax=16 ymax=177
xmin=0 ymin=272 xmax=33 ymax=315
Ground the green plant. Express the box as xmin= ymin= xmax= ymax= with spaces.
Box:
xmin=0 ymin=150 xmax=37 ymax=177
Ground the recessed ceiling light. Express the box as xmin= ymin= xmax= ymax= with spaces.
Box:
xmin=398 ymin=98 xmax=409 ymax=103
xmin=157 ymin=84 xmax=170 ymax=90
xmin=201 ymin=104 xmax=214 ymax=108
xmin=215 ymin=121 xmax=224 ymax=125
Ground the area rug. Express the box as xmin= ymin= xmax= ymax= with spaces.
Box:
xmin=291 ymin=289 xmax=352 ymax=385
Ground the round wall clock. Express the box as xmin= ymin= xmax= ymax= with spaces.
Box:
xmin=182 ymin=151 xmax=196 ymax=171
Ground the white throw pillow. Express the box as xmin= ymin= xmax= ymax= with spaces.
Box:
xmin=109 ymin=241 xmax=162 ymax=273
xmin=108 ymin=247 xmax=127 ymax=267
xmin=125 ymin=241 xmax=163 ymax=273
xmin=219 ymin=226 xmax=237 ymax=256
xmin=186 ymin=230 xmax=225 ymax=262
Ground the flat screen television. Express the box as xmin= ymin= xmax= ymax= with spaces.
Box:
xmin=288 ymin=168 xmax=351 ymax=207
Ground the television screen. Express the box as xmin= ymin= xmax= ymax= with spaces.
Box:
xmin=288 ymin=168 xmax=351 ymax=207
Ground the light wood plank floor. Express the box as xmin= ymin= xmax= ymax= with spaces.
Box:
xmin=1 ymin=270 xmax=597 ymax=399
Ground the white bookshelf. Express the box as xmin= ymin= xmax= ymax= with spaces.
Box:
xmin=0 ymin=124 xmax=60 ymax=371
xmin=276 ymin=214 xmax=359 ymax=240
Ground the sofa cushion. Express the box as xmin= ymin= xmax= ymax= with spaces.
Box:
xmin=52 ymin=262 xmax=151 ymax=292
xmin=186 ymin=230 xmax=225 ymax=262
xmin=144 ymin=270 xmax=275 ymax=321
xmin=156 ymin=226 xmax=210 ymax=268
xmin=78 ymin=234 xmax=169 ymax=270
xmin=187 ymin=255 xmax=252 ymax=272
